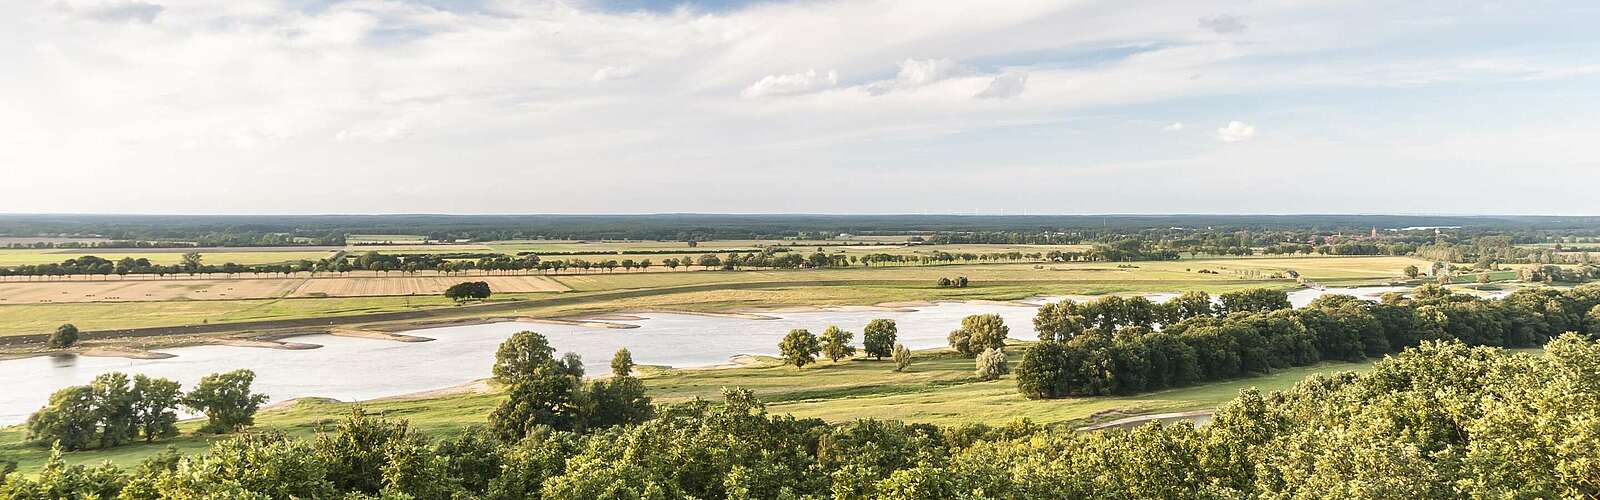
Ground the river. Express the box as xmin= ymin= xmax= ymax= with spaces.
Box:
xmin=0 ymin=285 xmax=1499 ymax=425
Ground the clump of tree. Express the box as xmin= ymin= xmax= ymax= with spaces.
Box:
xmin=779 ymin=328 xmax=821 ymax=368
xmin=26 ymin=373 xmax=191 ymax=450
xmin=935 ymin=276 xmax=970 ymax=288
xmin=975 ymin=348 xmax=1009 ymax=380
xmin=185 ymin=369 xmax=270 ymax=434
xmin=443 ymin=281 xmax=492 ymax=303
xmin=819 ymin=326 xmax=856 ymax=363
xmin=862 ymin=319 xmax=897 ymax=360
xmin=487 ymin=331 xmax=652 ymax=440
xmin=48 ymin=323 xmax=78 ymax=348
xmin=947 ymin=314 xmax=1008 ymax=356
xmin=893 ymin=344 xmax=912 ymax=371
xmin=1016 ymin=284 xmax=1600 ymax=399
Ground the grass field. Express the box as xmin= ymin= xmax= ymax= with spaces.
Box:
xmin=0 ymin=343 xmax=1387 ymax=474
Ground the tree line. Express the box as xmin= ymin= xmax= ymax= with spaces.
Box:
xmin=4 ymin=333 xmax=1598 ymax=498
xmin=24 ymin=369 xmax=268 ymax=451
xmin=1014 ymin=284 xmax=1600 ymax=398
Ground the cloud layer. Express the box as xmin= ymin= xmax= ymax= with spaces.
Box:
xmin=1 ymin=0 xmax=1597 ymax=214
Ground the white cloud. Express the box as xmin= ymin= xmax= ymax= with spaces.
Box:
xmin=54 ymin=0 xmax=164 ymax=23
xmin=866 ymin=58 xmax=963 ymax=95
xmin=1198 ymin=15 xmax=1247 ymax=34
xmin=741 ymin=69 xmax=839 ymax=98
xmin=2 ymin=0 xmax=1597 ymax=213
xmin=1217 ymin=121 xmax=1257 ymax=142
xmin=1164 ymin=122 xmax=1184 ymax=131
xmin=591 ymin=65 xmax=639 ymax=82
xmin=974 ymin=71 xmax=1027 ymax=99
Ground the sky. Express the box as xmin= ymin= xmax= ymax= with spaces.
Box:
xmin=1 ymin=0 xmax=1597 ymax=215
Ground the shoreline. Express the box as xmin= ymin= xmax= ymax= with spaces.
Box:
xmin=0 ymin=282 xmax=1466 ymax=361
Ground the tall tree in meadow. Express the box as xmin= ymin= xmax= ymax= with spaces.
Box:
xmin=185 ymin=369 xmax=269 ymax=434
xmin=779 ymin=329 xmax=821 ymax=368
xmin=820 ymin=326 xmax=856 ymax=363
xmin=131 ymin=375 xmax=182 ymax=442
xmin=863 ymin=319 xmax=897 ymax=360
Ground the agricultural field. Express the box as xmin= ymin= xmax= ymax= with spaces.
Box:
xmin=0 ymin=342 xmax=1389 ymax=474
xmin=0 ymin=274 xmax=568 ymax=305
xmin=0 ymin=248 xmax=338 ymax=267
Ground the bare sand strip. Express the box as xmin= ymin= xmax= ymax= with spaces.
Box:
xmin=666 ymin=311 xmax=781 ymax=320
xmin=79 ymin=347 xmax=177 ymax=360
xmin=516 ymin=318 xmax=640 ymax=329
xmin=1076 ymin=410 xmax=1215 ymax=432
xmin=329 ymin=328 xmax=435 ymax=342
xmin=212 ymin=338 xmax=323 ymax=350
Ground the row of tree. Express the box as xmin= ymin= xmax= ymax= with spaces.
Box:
xmin=1015 ymin=284 xmax=1600 ymax=398
xmin=25 ymin=369 xmax=268 ymax=451
xmin=5 ymin=333 xmax=1597 ymax=498
xmin=777 ymin=320 xmax=901 ymax=368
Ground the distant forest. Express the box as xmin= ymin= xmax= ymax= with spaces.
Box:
xmin=2 ymin=214 xmax=1599 ymax=247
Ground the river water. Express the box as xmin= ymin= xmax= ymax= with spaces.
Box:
xmin=0 ymin=285 xmax=1496 ymax=425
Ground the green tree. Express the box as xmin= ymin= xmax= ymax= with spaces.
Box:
xmin=181 ymin=251 xmax=203 ymax=271
xmin=131 ymin=375 xmax=182 ymax=443
xmin=488 ymin=331 xmax=584 ymax=438
xmin=862 ymin=319 xmax=897 ymax=360
xmin=1404 ymin=264 xmax=1420 ymax=279
xmin=893 ymin=344 xmax=912 ymax=372
xmin=49 ymin=323 xmax=79 ymax=348
xmin=444 ymin=281 xmax=492 ymax=303
xmin=820 ymin=325 xmax=856 ymax=363
xmin=975 ymin=348 xmax=1009 ymax=381
xmin=185 ymin=369 xmax=269 ymax=434
xmin=24 ymin=386 xmax=100 ymax=450
xmin=779 ymin=329 xmax=821 ymax=368
xmin=950 ymin=314 xmax=1008 ymax=357
xmin=91 ymin=372 xmax=137 ymax=448
xmin=611 ymin=347 xmax=635 ymax=376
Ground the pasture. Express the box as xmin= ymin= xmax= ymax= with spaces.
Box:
xmin=0 ymin=342 xmax=1387 ymax=474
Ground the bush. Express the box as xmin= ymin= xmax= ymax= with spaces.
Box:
xmin=892 ymin=344 xmax=912 ymax=372
xmin=444 ymin=281 xmax=492 ymax=303
xmin=49 ymin=323 xmax=79 ymax=348
xmin=975 ymin=348 xmax=1009 ymax=381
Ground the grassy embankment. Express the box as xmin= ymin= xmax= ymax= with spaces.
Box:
xmin=0 ymin=343 xmax=1386 ymax=475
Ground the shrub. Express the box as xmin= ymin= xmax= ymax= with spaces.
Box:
xmin=892 ymin=344 xmax=912 ymax=372
xmin=975 ymin=348 xmax=1009 ymax=381
xmin=49 ymin=324 xmax=79 ymax=348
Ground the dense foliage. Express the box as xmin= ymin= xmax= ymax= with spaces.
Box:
xmin=443 ymin=281 xmax=493 ymax=302
xmin=5 ymin=334 xmax=1598 ymax=498
xmin=1017 ymin=285 xmax=1600 ymax=398
xmin=25 ymin=371 xmax=243 ymax=450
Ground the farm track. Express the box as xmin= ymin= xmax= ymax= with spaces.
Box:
xmin=0 ymin=278 xmax=1284 ymax=346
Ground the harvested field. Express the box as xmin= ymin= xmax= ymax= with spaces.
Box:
xmin=291 ymin=275 xmax=567 ymax=297
xmin=0 ymin=275 xmax=567 ymax=304
xmin=0 ymin=278 xmax=303 ymax=303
